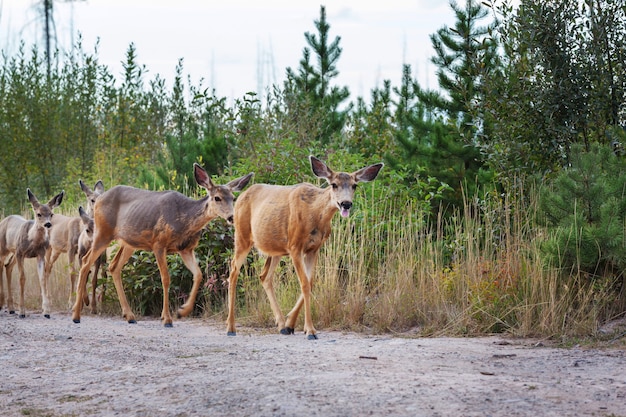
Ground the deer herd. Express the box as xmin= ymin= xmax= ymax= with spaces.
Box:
xmin=0 ymin=156 xmax=383 ymax=339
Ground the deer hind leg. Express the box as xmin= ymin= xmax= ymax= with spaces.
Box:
xmin=89 ymin=256 xmax=103 ymax=314
xmin=44 ymin=248 xmax=65 ymax=308
xmin=150 ymin=248 xmax=174 ymax=327
xmin=176 ymin=249 xmax=202 ymax=321
xmin=3 ymin=256 xmax=17 ymax=313
xmin=108 ymin=245 xmax=137 ymax=324
xmin=259 ymin=256 xmax=288 ymax=334
xmin=286 ymin=251 xmax=319 ymax=340
xmin=66 ymin=247 xmax=83 ymax=309
xmin=226 ymin=241 xmax=254 ymax=336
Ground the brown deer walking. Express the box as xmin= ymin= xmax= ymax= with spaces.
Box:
xmin=0 ymin=189 xmax=65 ymax=317
xmin=71 ymin=164 xmax=253 ymax=326
xmin=226 ymin=156 xmax=383 ymax=339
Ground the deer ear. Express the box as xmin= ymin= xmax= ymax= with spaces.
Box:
xmin=227 ymin=173 xmax=254 ymax=192
xmin=310 ymin=156 xmax=333 ymax=179
xmin=94 ymin=180 xmax=105 ymax=194
xmin=194 ymin=163 xmax=215 ymax=190
xmin=79 ymin=179 xmax=89 ymax=194
xmin=48 ymin=191 xmax=65 ymax=209
xmin=27 ymin=188 xmax=40 ymax=208
xmin=355 ymin=163 xmax=384 ymax=183
xmin=78 ymin=206 xmax=91 ymax=223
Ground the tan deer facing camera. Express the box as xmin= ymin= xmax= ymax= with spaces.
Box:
xmin=226 ymin=155 xmax=384 ymax=339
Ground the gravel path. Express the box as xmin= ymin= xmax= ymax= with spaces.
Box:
xmin=1 ymin=311 xmax=625 ymax=416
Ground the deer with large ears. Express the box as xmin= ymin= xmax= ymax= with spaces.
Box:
xmin=71 ymin=164 xmax=253 ymax=326
xmin=77 ymin=180 xmax=107 ymax=312
xmin=77 ymin=205 xmax=110 ymax=314
xmin=44 ymin=180 xmax=105 ymax=309
xmin=0 ymin=189 xmax=65 ymax=318
xmin=226 ymin=155 xmax=384 ymax=339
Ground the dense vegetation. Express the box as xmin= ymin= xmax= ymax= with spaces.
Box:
xmin=2 ymin=1 xmax=625 ymax=338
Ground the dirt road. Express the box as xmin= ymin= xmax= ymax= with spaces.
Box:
xmin=1 ymin=311 xmax=625 ymax=416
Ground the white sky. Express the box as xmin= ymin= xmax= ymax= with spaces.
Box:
xmin=0 ymin=0 xmax=511 ymax=103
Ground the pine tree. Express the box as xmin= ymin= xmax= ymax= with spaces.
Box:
xmin=416 ymin=0 xmax=498 ymax=139
xmin=284 ymin=5 xmax=351 ymax=145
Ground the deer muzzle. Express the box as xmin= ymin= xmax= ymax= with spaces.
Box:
xmin=339 ymin=201 xmax=352 ymax=218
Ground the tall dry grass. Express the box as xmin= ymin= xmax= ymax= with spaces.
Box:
xmin=232 ymin=182 xmax=614 ymax=338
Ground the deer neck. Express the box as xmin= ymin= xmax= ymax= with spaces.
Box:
xmin=28 ymin=221 xmax=49 ymax=247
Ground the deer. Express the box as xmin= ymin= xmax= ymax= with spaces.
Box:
xmin=225 ymin=155 xmax=384 ymax=339
xmin=0 ymin=189 xmax=65 ymax=318
xmin=77 ymin=206 xmax=109 ymax=314
xmin=43 ymin=180 xmax=105 ymax=309
xmin=77 ymin=180 xmax=107 ymax=312
xmin=71 ymin=163 xmax=253 ymax=327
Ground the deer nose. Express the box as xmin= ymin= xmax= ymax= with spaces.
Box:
xmin=227 ymin=215 xmax=234 ymax=224
xmin=340 ymin=201 xmax=352 ymax=210
xmin=44 ymin=222 xmax=52 ymax=228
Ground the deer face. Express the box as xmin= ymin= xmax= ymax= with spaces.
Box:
xmin=206 ymin=186 xmax=237 ymax=223
xmin=80 ymin=180 xmax=105 ymax=216
xmin=27 ymin=188 xmax=64 ymax=229
xmin=78 ymin=206 xmax=95 ymax=239
xmin=310 ymin=156 xmax=384 ymax=218
xmin=193 ymin=163 xmax=254 ymax=224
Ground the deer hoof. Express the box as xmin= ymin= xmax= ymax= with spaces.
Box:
xmin=44 ymin=314 xmax=50 ymax=319
xmin=307 ymin=334 xmax=318 ymax=340
xmin=128 ymin=319 xmax=137 ymax=324
xmin=73 ymin=318 xmax=80 ymax=323
xmin=164 ymin=323 xmax=173 ymax=328
xmin=9 ymin=310 xmax=15 ymax=314
xmin=280 ymin=327 xmax=295 ymax=335
xmin=19 ymin=314 xmax=25 ymax=319
xmin=227 ymin=331 xmax=236 ymax=336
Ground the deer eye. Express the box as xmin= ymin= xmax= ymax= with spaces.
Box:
xmin=37 ymin=213 xmax=42 ymax=218
xmin=352 ymin=184 xmax=358 ymax=190
xmin=214 ymin=196 xmax=222 ymax=202
xmin=331 ymin=183 xmax=338 ymax=189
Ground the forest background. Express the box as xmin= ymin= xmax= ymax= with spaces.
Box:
xmin=1 ymin=0 xmax=625 ymax=341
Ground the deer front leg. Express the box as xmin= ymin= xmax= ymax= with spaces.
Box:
xmin=16 ymin=259 xmax=27 ymax=318
xmin=226 ymin=249 xmax=252 ymax=336
xmin=0 ymin=264 xmax=4 ymax=310
xmin=108 ymin=245 xmax=136 ymax=324
xmin=259 ymin=256 xmax=287 ymax=333
xmin=153 ymin=248 xmax=174 ymax=327
xmin=290 ymin=252 xmax=318 ymax=340
xmin=37 ymin=254 xmax=52 ymax=318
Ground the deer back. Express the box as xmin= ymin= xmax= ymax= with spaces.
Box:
xmin=49 ymin=214 xmax=82 ymax=252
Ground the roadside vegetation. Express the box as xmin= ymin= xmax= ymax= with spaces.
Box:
xmin=2 ymin=1 xmax=625 ymax=340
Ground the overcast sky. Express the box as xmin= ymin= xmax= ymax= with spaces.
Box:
xmin=1 ymin=0 xmax=511 ymax=103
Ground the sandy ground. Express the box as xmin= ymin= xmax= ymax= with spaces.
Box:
xmin=1 ymin=310 xmax=626 ymax=417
